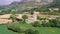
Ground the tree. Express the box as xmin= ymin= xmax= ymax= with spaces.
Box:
xmin=22 ymin=15 xmax=28 ymax=22
xmin=10 ymin=15 xmax=16 ymax=22
xmin=49 ymin=19 xmax=57 ymax=27
xmin=56 ymin=17 xmax=60 ymax=28
xmin=37 ymin=16 xmax=41 ymax=20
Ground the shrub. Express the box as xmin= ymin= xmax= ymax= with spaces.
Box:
xmin=49 ymin=19 xmax=57 ymax=27
xmin=32 ymin=21 xmax=41 ymax=27
xmin=22 ymin=15 xmax=28 ymax=23
xmin=41 ymin=19 xmax=57 ymax=27
xmin=22 ymin=15 xmax=28 ymax=20
xmin=37 ymin=16 xmax=41 ymax=20
xmin=10 ymin=15 xmax=16 ymax=22
xmin=42 ymin=23 xmax=51 ymax=27
xmin=7 ymin=23 xmax=26 ymax=33
xmin=56 ymin=18 xmax=60 ymax=28
xmin=24 ymin=29 xmax=39 ymax=34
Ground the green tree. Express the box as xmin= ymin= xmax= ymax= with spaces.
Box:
xmin=22 ymin=15 xmax=28 ymax=22
xmin=10 ymin=15 xmax=16 ymax=22
xmin=49 ymin=19 xmax=57 ymax=27
xmin=56 ymin=17 xmax=60 ymax=28
xmin=37 ymin=16 xmax=41 ymax=20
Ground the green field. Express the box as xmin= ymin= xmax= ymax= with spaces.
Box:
xmin=0 ymin=25 xmax=17 ymax=34
xmin=22 ymin=23 xmax=60 ymax=34
xmin=36 ymin=27 xmax=60 ymax=34
xmin=11 ymin=23 xmax=60 ymax=34
xmin=0 ymin=24 xmax=60 ymax=34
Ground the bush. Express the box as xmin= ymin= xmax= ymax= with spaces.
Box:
xmin=56 ymin=18 xmax=60 ymax=28
xmin=42 ymin=23 xmax=51 ymax=27
xmin=10 ymin=15 xmax=16 ymax=22
xmin=7 ymin=23 xmax=26 ymax=33
xmin=22 ymin=15 xmax=28 ymax=20
xmin=37 ymin=16 xmax=41 ymax=20
xmin=24 ymin=29 xmax=39 ymax=34
xmin=22 ymin=15 xmax=28 ymax=23
xmin=8 ymin=26 xmax=20 ymax=32
xmin=56 ymin=21 xmax=60 ymax=28
xmin=32 ymin=21 xmax=41 ymax=27
xmin=41 ymin=19 xmax=57 ymax=27
xmin=49 ymin=19 xmax=57 ymax=27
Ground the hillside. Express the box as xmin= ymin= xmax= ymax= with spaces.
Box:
xmin=0 ymin=0 xmax=51 ymax=10
xmin=0 ymin=0 xmax=53 ymax=14
xmin=47 ymin=0 xmax=60 ymax=8
xmin=5 ymin=1 xmax=41 ymax=10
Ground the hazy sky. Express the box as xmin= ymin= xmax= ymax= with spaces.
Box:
xmin=0 ymin=0 xmax=53 ymax=6
xmin=0 ymin=0 xmax=21 ymax=5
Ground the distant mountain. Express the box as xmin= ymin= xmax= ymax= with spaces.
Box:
xmin=51 ymin=0 xmax=60 ymax=8
xmin=3 ymin=1 xmax=41 ymax=10
xmin=0 ymin=0 xmax=52 ymax=11
xmin=0 ymin=1 xmax=41 ymax=14
xmin=0 ymin=0 xmax=53 ymax=14
xmin=46 ymin=0 xmax=60 ymax=8
xmin=41 ymin=0 xmax=53 ymax=3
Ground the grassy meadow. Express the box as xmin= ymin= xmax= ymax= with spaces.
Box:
xmin=0 ymin=25 xmax=17 ymax=34
xmin=3 ymin=23 xmax=60 ymax=34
